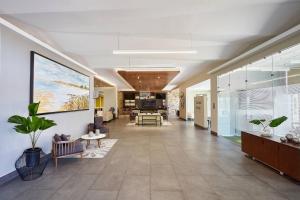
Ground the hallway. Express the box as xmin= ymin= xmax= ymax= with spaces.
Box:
xmin=0 ymin=118 xmax=299 ymax=200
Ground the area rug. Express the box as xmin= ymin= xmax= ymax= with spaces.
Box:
xmin=126 ymin=121 xmax=172 ymax=126
xmin=67 ymin=139 xmax=118 ymax=158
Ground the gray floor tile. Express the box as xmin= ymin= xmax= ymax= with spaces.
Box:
xmin=117 ymin=175 xmax=150 ymax=200
xmin=151 ymin=175 xmax=181 ymax=191
xmin=151 ymin=165 xmax=175 ymax=177
xmin=49 ymin=174 xmax=97 ymax=200
xmin=83 ymin=190 xmax=118 ymax=200
xmin=2 ymin=118 xmax=300 ymax=200
xmin=14 ymin=189 xmax=55 ymax=200
xmin=151 ymin=190 xmax=184 ymax=200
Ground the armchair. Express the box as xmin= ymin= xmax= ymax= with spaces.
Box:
xmin=52 ymin=138 xmax=83 ymax=168
xmin=88 ymin=116 xmax=109 ymax=137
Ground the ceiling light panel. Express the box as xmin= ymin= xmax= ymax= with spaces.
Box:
xmin=113 ymin=50 xmax=197 ymax=55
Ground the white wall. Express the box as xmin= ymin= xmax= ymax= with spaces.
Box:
xmin=186 ymin=90 xmax=211 ymax=119
xmin=94 ymin=87 xmax=117 ymax=114
xmin=0 ymin=25 xmax=94 ymax=178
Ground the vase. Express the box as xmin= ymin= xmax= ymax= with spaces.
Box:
xmin=261 ymin=128 xmax=272 ymax=137
xmin=88 ymin=131 xmax=94 ymax=137
xmin=24 ymin=147 xmax=41 ymax=167
xmin=95 ymin=129 xmax=100 ymax=135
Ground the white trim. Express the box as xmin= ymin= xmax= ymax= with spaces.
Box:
xmin=94 ymin=75 xmax=116 ymax=87
xmin=208 ymin=24 xmax=300 ymax=74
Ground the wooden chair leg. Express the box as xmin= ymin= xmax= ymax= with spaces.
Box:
xmin=80 ymin=152 xmax=83 ymax=160
xmin=55 ymin=157 xmax=58 ymax=168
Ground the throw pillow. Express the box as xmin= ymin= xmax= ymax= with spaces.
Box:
xmin=54 ymin=134 xmax=62 ymax=142
xmin=61 ymin=134 xmax=70 ymax=141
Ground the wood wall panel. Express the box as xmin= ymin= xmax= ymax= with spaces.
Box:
xmin=118 ymin=70 xmax=179 ymax=91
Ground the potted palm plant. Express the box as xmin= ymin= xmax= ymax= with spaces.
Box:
xmin=249 ymin=116 xmax=287 ymax=137
xmin=8 ymin=102 xmax=56 ymax=167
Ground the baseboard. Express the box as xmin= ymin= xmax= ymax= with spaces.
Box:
xmin=0 ymin=170 xmax=19 ymax=186
xmin=211 ymin=130 xmax=218 ymax=136
xmin=194 ymin=124 xmax=208 ymax=130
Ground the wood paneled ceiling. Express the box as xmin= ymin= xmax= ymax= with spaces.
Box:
xmin=94 ymin=77 xmax=113 ymax=87
xmin=117 ymin=70 xmax=179 ymax=91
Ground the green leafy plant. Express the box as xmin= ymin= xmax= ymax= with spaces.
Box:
xmin=8 ymin=102 xmax=56 ymax=149
xmin=249 ymin=116 xmax=287 ymax=132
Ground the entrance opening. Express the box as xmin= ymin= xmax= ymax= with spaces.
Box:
xmin=186 ymin=80 xmax=211 ymax=128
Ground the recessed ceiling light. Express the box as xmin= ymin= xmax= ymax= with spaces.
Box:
xmin=113 ymin=50 xmax=197 ymax=55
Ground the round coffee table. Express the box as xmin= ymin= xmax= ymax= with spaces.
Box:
xmin=81 ymin=134 xmax=106 ymax=148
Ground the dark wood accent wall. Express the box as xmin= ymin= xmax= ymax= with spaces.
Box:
xmin=119 ymin=91 xmax=167 ymax=114
xmin=241 ymin=131 xmax=300 ymax=181
xmin=117 ymin=70 xmax=179 ymax=91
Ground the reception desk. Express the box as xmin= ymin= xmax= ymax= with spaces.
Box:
xmin=241 ymin=131 xmax=300 ymax=181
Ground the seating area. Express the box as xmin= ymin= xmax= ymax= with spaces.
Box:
xmin=87 ymin=116 xmax=110 ymax=136
xmin=135 ymin=113 xmax=163 ymax=126
xmin=51 ymin=116 xmax=109 ymax=167
xmin=1 ymin=1 xmax=300 ymax=200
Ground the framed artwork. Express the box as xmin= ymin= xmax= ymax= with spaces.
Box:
xmin=30 ymin=51 xmax=90 ymax=114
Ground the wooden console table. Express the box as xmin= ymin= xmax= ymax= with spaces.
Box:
xmin=241 ymin=131 xmax=300 ymax=181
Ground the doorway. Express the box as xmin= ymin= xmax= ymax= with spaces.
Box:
xmin=186 ymin=80 xmax=211 ymax=128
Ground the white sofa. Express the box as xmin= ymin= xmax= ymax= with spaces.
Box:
xmin=97 ymin=110 xmax=113 ymax=122
xmin=135 ymin=113 xmax=163 ymax=125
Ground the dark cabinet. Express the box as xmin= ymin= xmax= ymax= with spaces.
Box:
xmin=262 ymin=139 xmax=278 ymax=168
xmin=241 ymin=131 xmax=300 ymax=181
xmin=278 ymin=144 xmax=300 ymax=180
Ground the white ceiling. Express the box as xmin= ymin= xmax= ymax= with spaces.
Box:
xmin=1 ymin=0 xmax=300 ymax=90
xmin=187 ymin=79 xmax=210 ymax=91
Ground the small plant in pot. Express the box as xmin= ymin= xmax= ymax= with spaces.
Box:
xmin=8 ymin=102 xmax=56 ymax=167
xmin=249 ymin=116 xmax=287 ymax=137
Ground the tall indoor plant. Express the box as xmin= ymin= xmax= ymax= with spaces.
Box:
xmin=8 ymin=102 xmax=56 ymax=167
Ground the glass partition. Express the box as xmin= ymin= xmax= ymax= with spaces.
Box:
xmin=217 ymin=43 xmax=300 ymax=138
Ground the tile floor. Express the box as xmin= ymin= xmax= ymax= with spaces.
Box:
xmin=0 ymin=118 xmax=299 ymax=200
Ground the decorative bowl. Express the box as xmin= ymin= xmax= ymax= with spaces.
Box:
xmin=292 ymin=137 xmax=300 ymax=145
xmin=261 ymin=132 xmax=272 ymax=137
xmin=280 ymin=137 xmax=287 ymax=143
xmin=285 ymin=134 xmax=294 ymax=142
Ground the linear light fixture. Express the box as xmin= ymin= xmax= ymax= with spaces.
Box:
xmin=115 ymin=67 xmax=181 ymax=72
xmin=0 ymin=17 xmax=116 ymax=87
xmin=113 ymin=50 xmax=197 ymax=55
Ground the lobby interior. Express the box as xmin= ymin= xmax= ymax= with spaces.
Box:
xmin=1 ymin=1 xmax=300 ymax=200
